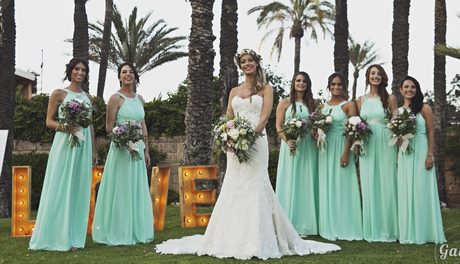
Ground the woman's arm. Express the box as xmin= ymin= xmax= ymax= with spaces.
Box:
xmin=46 ymin=89 xmax=66 ymax=131
xmin=255 ymin=85 xmax=273 ymax=133
xmin=275 ymin=98 xmax=289 ymax=142
xmin=138 ymin=94 xmax=151 ymax=167
xmin=87 ymin=93 xmax=98 ymax=164
xmin=226 ymin=87 xmax=237 ymax=119
xmin=422 ymin=104 xmax=435 ymax=170
xmin=105 ymin=94 xmax=122 ymax=134
xmin=388 ymin=94 xmax=399 ymax=117
xmin=341 ymin=101 xmax=358 ymax=167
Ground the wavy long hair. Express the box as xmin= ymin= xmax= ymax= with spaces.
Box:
xmin=365 ymin=64 xmax=389 ymax=109
xmin=289 ymin=71 xmax=315 ymax=115
xmin=234 ymin=49 xmax=266 ymax=95
xmin=400 ymin=75 xmax=424 ymax=115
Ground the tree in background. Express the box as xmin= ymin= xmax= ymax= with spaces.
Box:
xmin=96 ymin=0 xmax=113 ymax=98
xmin=73 ymin=0 xmax=89 ymax=92
xmin=349 ymin=38 xmax=381 ymax=100
xmin=219 ymin=0 xmax=238 ymax=112
xmin=333 ymin=0 xmax=349 ymax=96
xmin=184 ymin=0 xmax=216 ymax=165
xmin=434 ymin=0 xmax=447 ymax=204
xmin=391 ymin=0 xmax=410 ymax=103
xmin=0 ymin=0 xmax=15 ymax=217
xmin=89 ymin=5 xmax=187 ymax=77
xmin=248 ymin=0 xmax=335 ymax=74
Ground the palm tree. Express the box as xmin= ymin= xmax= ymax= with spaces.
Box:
xmin=96 ymin=0 xmax=113 ymax=98
xmin=89 ymin=5 xmax=188 ymax=76
xmin=391 ymin=0 xmax=410 ymax=104
xmin=184 ymin=0 xmax=216 ymax=165
xmin=433 ymin=0 xmax=447 ymax=204
xmin=434 ymin=44 xmax=460 ymax=60
xmin=248 ymin=0 xmax=335 ymax=74
xmin=0 ymin=0 xmax=15 ymax=217
xmin=73 ymin=0 xmax=89 ymax=60
xmin=73 ymin=0 xmax=89 ymax=92
xmin=334 ymin=0 xmax=349 ymax=96
xmin=219 ymin=0 xmax=238 ymax=112
xmin=349 ymin=38 xmax=380 ymax=100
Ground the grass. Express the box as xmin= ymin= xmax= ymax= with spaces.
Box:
xmin=1 ymin=206 xmax=459 ymax=263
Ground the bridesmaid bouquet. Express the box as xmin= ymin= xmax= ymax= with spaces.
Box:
xmin=343 ymin=116 xmax=372 ymax=156
xmin=280 ymin=117 xmax=308 ymax=155
xmin=387 ymin=108 xmax=417 ymax=154
xmin=110 ymin=122 xmax=144 ymax=160
xmin=306 ymin=108 xmax=333 ymax=152
xmin=213 ymin=115 xmax=261 ymax=163
xmin=59 ymin=98 xmax=92 ymax=147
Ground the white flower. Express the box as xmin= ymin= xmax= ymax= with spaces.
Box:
xmin=325 ymin=116 xmax=333 ymax=124
xmin=315 ymin=120 xmax=325 ymax=125
xmin=228 ymin=128 xmax=240 ymax=140
xmin=348 ymin=116 xmax=362 ymax=126
xmin=112 ymin=126 xmax=119 ymax=134
xmin=220 ymin=132 xmax=228 ymax=141
xmin=348 ymin=132 xmax=353 ymax=136
xmin=128 ymin=140 xmax=137 ymax=151
xmin=295 ymin=120 xmax=302 ymax=128
xmin=239 ymin=128 xmax=247 ymax=135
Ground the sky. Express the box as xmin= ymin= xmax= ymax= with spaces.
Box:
xmin=15 ymin=0 xmax=460 ymax=102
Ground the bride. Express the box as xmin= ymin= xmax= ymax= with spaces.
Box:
xmin=155 ymin=49 xmax=340 ymax=260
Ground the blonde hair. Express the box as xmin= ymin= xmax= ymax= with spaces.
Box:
xmin=234 ymin=49 xmax=266 ymax=95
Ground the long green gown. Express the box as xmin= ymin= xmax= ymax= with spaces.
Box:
xmin=397 ymin=108 xmax=446 ymax=244
xmin=318 ymin=101 xmax=363 ymax=241
xmin=29 ymin=88 xmax=92 ymax=251
xmin=276 ymin=102 xmax=318 ymax=235
xmin=359 ymin=95 xmax=398 ymax=242
xmin=92 ymin=92 xmax=153 ymax=245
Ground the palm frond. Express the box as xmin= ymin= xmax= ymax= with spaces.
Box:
xmin=434 ymin=44 xmax=460 ymax=60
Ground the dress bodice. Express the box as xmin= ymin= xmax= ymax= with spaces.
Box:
xmin=232 ymin=95 xmax=263 ymax=126
xmin=322 ymin=101 xmax=347 ymax=133
xmin=285 ymin=102 xmax=309 ymax=120
xmin=59 ymin=88 xmax=92 ymax=119
xmin=360 ymin=95 xmax=387 ymax=125
xmin=116 ymin=92 xmax=145 ymax=124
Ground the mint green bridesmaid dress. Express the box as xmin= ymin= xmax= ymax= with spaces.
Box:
xmin=318 ymin=102 xmax=363 ymax=241
xmin=92 ymin=92 xmax=153 ymax=245
xmin=359 ymin=95 xmax=398 ymax=242
xmin=29 ymin=89 xmax=92 ymax=251
xmin=276 ymin=102 xmax=318 ymax=235
xmin=397 ymin=109 xmax=446 ymax=244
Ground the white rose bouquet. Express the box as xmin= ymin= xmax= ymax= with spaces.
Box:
xmin=280 ymin=117 xmax=308 ymax=155
xmin=306 ymin=108 xmax=333 ymax=152
xmin=110 ymin=122 xmax=144 ymax=160
xmin=212 ymin=115 xmax=261 ymax=163
xmin=387 ymin=108 xmax=417 ymax=154
xmin=343 ymin=116 xmax=372 ymax=156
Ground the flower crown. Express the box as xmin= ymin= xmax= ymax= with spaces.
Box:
xmin=234 ymin=49 xmax=262 ymax=66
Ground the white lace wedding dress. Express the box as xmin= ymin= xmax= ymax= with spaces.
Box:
xmin=155 ymin=95 xmax=340 ymax=260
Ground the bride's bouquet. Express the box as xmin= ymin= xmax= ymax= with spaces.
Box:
xmin=280 ymin=117 xmax=308 ymax=155
xmin=387 ymin=108 xmax=417 ymax=154
xmin=213 ymin=115 xmax=261 ymax=163
xmin=343 ymin=116 xmax=372 ymax=156
xmin=110 ymin=122 xmax=144 ymax=160
xmin=306 ymin=108 xmax=333 ymax=152
xmin=59 ymin=98 xmax=92 ymax=147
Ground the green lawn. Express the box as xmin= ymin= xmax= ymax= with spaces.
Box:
xmin=1 ymin=206 xmax=459 ymax=263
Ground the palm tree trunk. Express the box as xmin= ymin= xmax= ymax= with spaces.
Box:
xmin=391 ymin=0 xmax=410 ymax=104
xmin=293 ymin=36 xmax=301 ymax=74
xmin=184 ymin=0 xmax=216 ymax=165
xmin=352 ymin=68 xmax=359 ymax=101
xmin=218 ymin=0 xmax=238 ymax=188
xmin=73 ymin=0 xmax=89 ymax=91
xmin=219 ymin=0 xmax=238 ymax=113
xmin=0 ymin=0 xmax=15 ymax=217
xmin=96 ymin=0 xmax=113 ymax=98
xmin=434 ymin=0 xmax=447 ymax=204
xmin=334 ymin=0 xmax=349 ymax=97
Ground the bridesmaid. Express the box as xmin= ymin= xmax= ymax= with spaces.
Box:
xmin=29 ymin=58 xmax=96 ymax=251
xmin=397 ymin=76 xmax=446 ymax=244
xmin=275 ymin=71 xmax=318 ymax=235
xmin=92 ymin=62 xmax=154 ymax=245
xmin=357 ymin=64 xmax=398 ymax=242
xmin=318 ymin=73 xmax=363 ymax=241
